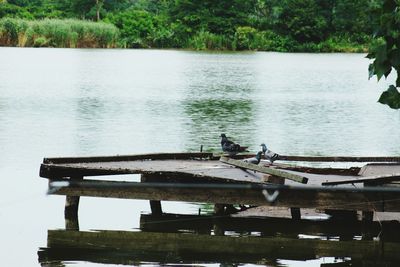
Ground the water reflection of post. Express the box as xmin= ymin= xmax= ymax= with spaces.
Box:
xmin=64 ymin=176 xmax=82 ymax=231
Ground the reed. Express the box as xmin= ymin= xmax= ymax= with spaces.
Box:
xmin=187 ymin=30 xmax=231 ymax=50
xmin=0 ymin=18 xmax=119 ymax=48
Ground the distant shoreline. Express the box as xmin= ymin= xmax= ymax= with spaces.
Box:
xmin=0 ymin=18 xmax=369 ymax=53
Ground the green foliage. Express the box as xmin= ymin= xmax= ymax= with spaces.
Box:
xmin=0 ymin=0 xmax=376 ymax=52
xmin=33 ymin=36 xmax=47 ymax=47
xmin=367 ymin=0 xmax=400 ymax=109
xmin=0 ymin=18 xmax=119 ymax=47
xmin=170 ymin=0 xmax=256 ymax=35
xmin=0 ymin=2 xmax=33 ymax=19
xmin=188 ymin=29 xmax=230 ymax=50
xmin=378 ymin=85 xmax=400 ymax=109
xmin=235 ymin=26 xmax=257 ymax=50
xmin=106 ymin=9 xmax=155 ymax=47
xmin=277 ymin=0 xmax=328 ymax=43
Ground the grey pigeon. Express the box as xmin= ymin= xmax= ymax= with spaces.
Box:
xmin=260 ymin=143 xmax=279 ymax=163
xmin=243 ymin=151 xmax=263 ymax=164
xmin=220 ymin=133 xmax=248 ymax=156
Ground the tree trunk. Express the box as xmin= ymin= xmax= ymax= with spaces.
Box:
xmin=96 ymin=0 xmax=100 ymax=21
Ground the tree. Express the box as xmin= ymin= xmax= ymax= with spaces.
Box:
xmin=277 ymin=0 xmax=328 ymax=43
xmin=367 ymin=0 xmax=400 ymax=109
xmin=170 ymin=0 xmax=256 ymax=35
xmin=66 ymin=0 xmax=128 ymax=20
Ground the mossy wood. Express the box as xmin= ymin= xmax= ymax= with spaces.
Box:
xmin=220 ymin=157 xmax=308 ymax=184
xmin=48 ymin=180 xmax=400 ymax=212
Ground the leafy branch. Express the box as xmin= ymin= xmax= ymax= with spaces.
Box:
xmin=367 ymin=0 xmax=400 ymax=109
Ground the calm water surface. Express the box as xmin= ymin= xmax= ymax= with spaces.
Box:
xmin=0 ymin=47 xmax=399 ymax=266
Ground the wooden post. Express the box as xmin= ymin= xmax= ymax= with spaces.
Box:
xmin=263 ymin=174 xmax=302 ymax=220
xmin=150 ymin=200 xmax=163 ymax=215
xmin=214 ymin=204 xmax=225 ymax=215
xmin=362 ymin=211 xmax=374 ymax=222
xmin=290 ymin=208 xmax=301 ymax=220
xmin=141 ymin=174 xmax=163 ymax=215
xmin=64 ymin=176 xmax=83 ymax=230
xmin=65 ymin=217 xmax=79 ymax=231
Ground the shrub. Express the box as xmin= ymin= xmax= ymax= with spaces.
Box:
xmin=33 ymin=36 xmax=48 ymax=47
xmin=188 ymin=30 xmax=230 ymax=50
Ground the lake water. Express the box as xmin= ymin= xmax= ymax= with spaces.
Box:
xmin=1 ymin=47 xmax=400 ymax=267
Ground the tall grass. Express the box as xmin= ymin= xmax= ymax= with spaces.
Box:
xmin=187 ymin=30 xmax=232 ymax=50
xmin=0 ymin=18 xmax=119 ymax=48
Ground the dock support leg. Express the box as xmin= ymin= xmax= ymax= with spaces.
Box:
xmin=141 ymin=174 xmax=164 ymax=216
xmin=214 ymin=204 xmax=225 ymax=215
xmin=64 ymin=176 xmax=83 ymax=230
xmin=291 ymin=208 xmax=301 ymax=220
xmin=150 ymin=200 xmax=163 ymax=215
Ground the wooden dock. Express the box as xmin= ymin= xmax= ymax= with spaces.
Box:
xmin=39 ymin=152 xmax=400 ymax=226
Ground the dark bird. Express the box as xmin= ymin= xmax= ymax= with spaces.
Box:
xmin=243 ymin=151 xmax=263 ymax=164
xmin=220 ymin=133 xmax=248 ymax=156
xmin=260 ymin=143 xmax=279 ymax=163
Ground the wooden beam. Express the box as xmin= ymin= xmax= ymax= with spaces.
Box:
xmin=220 ymin=157 xmax=308 ymax=184
xmin=43 ymin=152 xmax=215 ymax=164
xmin=48 ymin=180 xmax=400 ymax=212
xmin=273 ymin=164 xmax=361 ymax=176
xmin=322 ymin=174 xmax=400 ymax=186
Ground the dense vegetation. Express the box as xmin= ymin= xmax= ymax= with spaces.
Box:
xmin=0 ymin=0 xmax=380 ymax=51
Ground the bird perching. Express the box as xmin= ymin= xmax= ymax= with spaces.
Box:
xmin=260 ymin=143 xmax=279 ymax=163
xmin=243 ymin=151 xmax=263 ymax=165
xmin=220 ymin=133 xmax=248 ymax=156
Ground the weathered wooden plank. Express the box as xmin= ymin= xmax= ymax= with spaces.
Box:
xmin=273 ymin=164 xmax=361 ymax=176
xmin=322 ymin=174 xmax=400 ymax=186
xmin=43 ymin=152 xmax=215 ymax=164
xmin=39 ymin=229 xmax=400 ymax=265
xmin=39 ymin=163 xmax=133 ymax=178
xmin=278 ymin=155 xmax=400 ymax=162
xmin=48 ymin=180 xmax=400 ymax=212
xmin=39 ymin=163 xmax=267 ymax=185
xmin=220 ymin=157 xmax=308 ymax=184
xmin=359 ymin=163 xmax=400 ymax=177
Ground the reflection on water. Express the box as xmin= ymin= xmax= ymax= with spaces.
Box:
xmin=39 ymin=214 xmax=400 ymax=267
xmin=184 ymin=98 xmax=256 ymax=152
xmin=181 ymin=52 xmax=259 ymax=152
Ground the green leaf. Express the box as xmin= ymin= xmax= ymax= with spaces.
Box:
xmin=378 ymin=85 xmax=400 ymax=109
xmin=396 ymin=72 xmax=400 ymax=87
xmin=373 ymin=60 xmax=392 ymax=80
xmin=375 ymin=43 xmax=388 ymax=64
xmin=368 ymin=63 xmax=375 ymax=79
xmin=389 ymin=48 xmax=400 ymax=68
xmin=366 ymin=53 xmax=375 ymax=59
